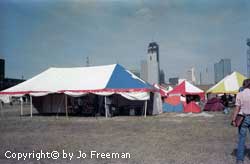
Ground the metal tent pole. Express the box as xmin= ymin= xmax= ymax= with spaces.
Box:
xmin=20 ymin=97 xmax=23 ymax=116
xmin=0 ymin=100 xmax=3 ymax=117
xmin=65 ymin=94 xmax=68 ymax=119
xmin=144 ymin=100 xmax=147 ymax=118
xmin=105 ymin=96 xmax=107 ymax=118
xmin=30 ymin=95 xmax=33 ymax=118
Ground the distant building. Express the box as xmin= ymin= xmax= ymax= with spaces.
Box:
xmin=130 ymin=69 xmax=140 ymax=78
xmin=0 ymin=59 xmax=5 ymax=81
xmin=247 ymin=38 xmax=250 ymax=78
xmin=140 ymin=60 xmax=148 ymax=81
xmin=140 ymin=42 xmax=160 ymax=84
xmin=0 ymin=58 xmax=25 ymax=90
xmin=1 ymin=78 xmax=25 ymax=90
xmin=186 ymin=67 xmax=196 ymax=84
xmin=214 ymin=59 xmax=231 ymax=83
xmin=159 ymin=69 xmax=165 ymax=84
xmin=169 ymin=77 xmax=179 ymax=85
xmin=147 ymin=42 xmax=160 ymax=84
xmin=178 ymin=78 xmax=186 ymax=84
xmin=196 ymin=84 xmax=214 ymax=93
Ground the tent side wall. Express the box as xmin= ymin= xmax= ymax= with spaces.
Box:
xmin=152 ymin=92 xmax=163 ymax=115
xmin=32 ymin=92 xmax=158 ymax=116
xmin=33 ymin=94 xmax=65 ymax=114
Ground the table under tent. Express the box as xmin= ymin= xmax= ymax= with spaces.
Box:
xmin=0 ymin=64 xmax=162 ymax=117
xmin=163 ymin=80 xmax=205 ymax=113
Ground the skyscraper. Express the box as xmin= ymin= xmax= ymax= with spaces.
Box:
xmin=159 ymin=69 xmax=165 ymax=84
xmin=140 ymin=42 xmax=160 ymax=84
xmin=214 ymin=59 xmax=231 ymax=83
xmin=186 ymin=67 xmax=196 ymax=84
xmin=247 ymin=38 xmax=250 ymax=78
xmin=147 ymin=42 xmax=160 ymax=84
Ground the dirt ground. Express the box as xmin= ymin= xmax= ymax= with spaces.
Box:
xmin=0 ymin=104 xmax=249 ymax=164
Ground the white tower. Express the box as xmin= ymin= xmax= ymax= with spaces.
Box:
xmin=147 ymin=42 xmax=160 ymax=84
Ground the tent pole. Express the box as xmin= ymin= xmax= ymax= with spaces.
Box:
xmin=0 ymin=100 xmax=3 ymax=118
xmin=65 ymin=94 xmax=68 ymax=119
xmin=105 ymin=96 xmax=107 ymax=118
xmin=144 ymin=100 xmax=147 ymax=118
xmin=20 ymin=97 xmax=23 ymax=116
xmin=30 ymin=95 xmax=33 ymax=118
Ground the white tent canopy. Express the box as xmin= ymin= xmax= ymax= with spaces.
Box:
xmin=0 ymin=64 xmax=163 ymax=117
xmin=0 ymin=64 xmax=154 ymax=100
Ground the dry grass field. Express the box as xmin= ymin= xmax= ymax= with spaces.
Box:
xmin=0 ymin=104 xmax=250 ymax=164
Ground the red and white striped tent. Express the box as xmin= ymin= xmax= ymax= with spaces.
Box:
xmin=168 ymin=80 xmax=205 ymax=100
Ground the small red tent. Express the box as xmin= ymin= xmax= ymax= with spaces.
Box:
xmin=168 ymin=80 xmax=205 ymax=100
xmin=184 ymin=101 xmax=201 ymax=113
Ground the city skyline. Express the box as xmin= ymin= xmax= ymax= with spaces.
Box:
xmin=1 ymin=0 xmax=250 ymax=83
xmin=214 ymin=58 xmax=231 ymax=83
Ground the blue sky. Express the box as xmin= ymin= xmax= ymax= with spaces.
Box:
xmin=1 ymin=0 xmax=250 ymax=84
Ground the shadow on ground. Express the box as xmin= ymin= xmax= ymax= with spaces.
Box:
xmin=231 ymin=148 xmax=250 ymax=160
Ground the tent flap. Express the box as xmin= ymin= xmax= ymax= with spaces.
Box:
xmin=118 ymin=92 xmax=150 ymax=100
xmin=152 ymin=92 xmax=163 ymax=115
xmin=64 ymin=91 xmax=88 ymax=97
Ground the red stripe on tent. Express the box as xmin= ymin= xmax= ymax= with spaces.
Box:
xmin=59 ymin=88 xmax=156 ymax=93
xmin=0 ymin=88 xmax=157 ymax=95
xmin=0 ymin=91 xmax=49 ymax=95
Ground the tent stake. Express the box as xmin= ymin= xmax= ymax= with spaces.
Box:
xmin=30 ymin=95 xmax=33 ymax=118
xmin=144 ymin=100 xmax=147 ymax=118
xmin=65 ymin=94 xmax=68 ymax=119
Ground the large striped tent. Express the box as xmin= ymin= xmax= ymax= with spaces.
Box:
xmin=207 ymin=71 xmax=246 ymax=94
xmin=0 ymin=64 xmax=153 ymax=96
xmin=0 ymin=64 xmax=162 ymax=116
